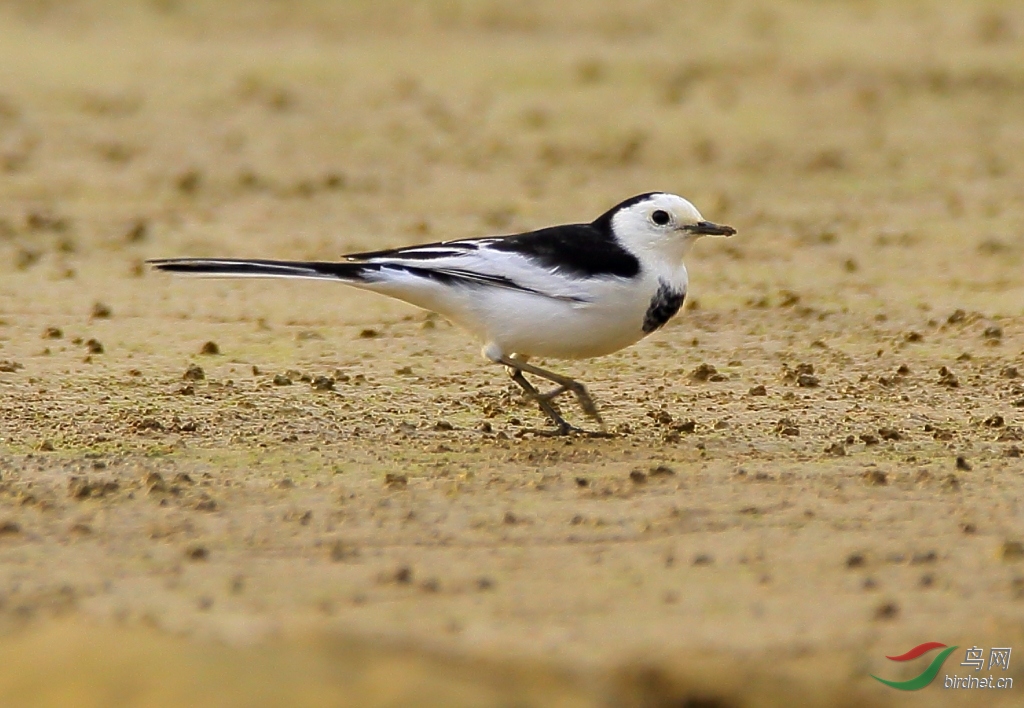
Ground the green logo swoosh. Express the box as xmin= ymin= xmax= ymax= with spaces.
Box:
xmin=871 ymin=645 xmax=959 ymax=691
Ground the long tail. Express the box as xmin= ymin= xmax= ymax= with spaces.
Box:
xmin=147 ymin=258 xmax=367 ymax=281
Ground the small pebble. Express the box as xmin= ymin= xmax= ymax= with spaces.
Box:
xmin=311 ymin=376 xmax=335 ymax=391
xmin=182 ymin=364 xmax=205 ymax=381
xmin=937 ymin=366 xmax=959 ymax=387
xmin=797 ymin=374 xmax=819 ymax=387
xmin=330 ymin=542 xmax=359 ymax=562
xmin=874 ymin=601 xmax=899 ymax=620
xmin=384 ymin=473 xmax=408 ymax=489
xmin=1001 ymin=541 xmax=1024 ymax=562
xmin=863 ymin=469 xmax=887 ymax=486
xmin=824 ymin=442 xmax=846 ymax=456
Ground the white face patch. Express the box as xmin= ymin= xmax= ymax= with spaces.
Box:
xmin=610 ymin=193 xmax=708 ymax=264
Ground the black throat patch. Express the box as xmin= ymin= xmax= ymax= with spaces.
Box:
xmin=642 ymin=280 xmax=686 ymax=333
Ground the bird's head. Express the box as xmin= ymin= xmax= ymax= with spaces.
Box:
xmin=596 ymin=192 xmax=735 ymax=263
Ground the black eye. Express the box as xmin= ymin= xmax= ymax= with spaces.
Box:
xmin=651 ymin=210 xmax=670 ymax=226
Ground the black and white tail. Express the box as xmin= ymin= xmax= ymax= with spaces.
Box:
xmin=147 ymin=258 xmax=369 ymax=281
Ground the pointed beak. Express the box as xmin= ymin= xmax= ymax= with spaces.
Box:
xmin=684 ymin=220 xmax=736 ymax=237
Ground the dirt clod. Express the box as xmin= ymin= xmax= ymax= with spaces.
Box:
xmin=911 ymin=551 xmax=937 ymax=564
xmin=183 ymin=364 xmax=205 ymax=381
xmin=145 ymin=472 xmax=167 ymax=494
xmin=874 ymin=602 xmax=900 ymax=620
xmin=195 ymin=497 xmax=218 ymax=512
xmin=68 ymin=476 xmax=119 ymax=499
xmin=937 ymin=366 xmax=959 ymax=387
xmin=1001 ymin=541 xmax=1024 ymax=562
xmin=329 ymin=541 xmax=359 ymax=562
xmin=135 ymin=418 xmax=165 ymax=432
xmin=862 ymin=470 xmax=888 ymax=486
xmin=824 ymin=442 xmax=845 ymax=456
xmin=775 ymin=419 xmax=799 ymax=437
xmin=311 ymin=376 xmax=335 ymax=391
xmin=690 ymin=363 xmax=725 ymax=382
xmin=384 ymin=473 xmax=408 ymax=489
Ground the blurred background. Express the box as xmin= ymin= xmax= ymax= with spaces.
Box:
xmin=2 ymin=0 xmax=1022 ymax=315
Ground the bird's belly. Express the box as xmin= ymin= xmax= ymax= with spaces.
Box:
xmin=466 ymin=289 xmax=650 ymax=360
xmin=497 ymin=315 xmax=644 ymax=359
xmin=364 ymin=278 xmax=660 ymax=360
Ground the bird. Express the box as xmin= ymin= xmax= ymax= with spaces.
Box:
xmin=149 ymin=192 xmax=735 ymax=435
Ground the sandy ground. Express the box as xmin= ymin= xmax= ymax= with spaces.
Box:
xmin=1 ymin=1 xmax=1024 ymax=705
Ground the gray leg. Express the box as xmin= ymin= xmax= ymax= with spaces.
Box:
xmin=507 ymin=368 xmax=579 ymax=435
xmin=497 ymin=355 xmax=605 ymax=432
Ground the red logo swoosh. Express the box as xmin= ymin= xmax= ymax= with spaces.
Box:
xmin=886 ymin=642 xmax=947 ymax=661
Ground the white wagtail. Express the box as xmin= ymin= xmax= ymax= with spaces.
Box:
xmin=150 ymin=192 xmax=735 ymax=435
